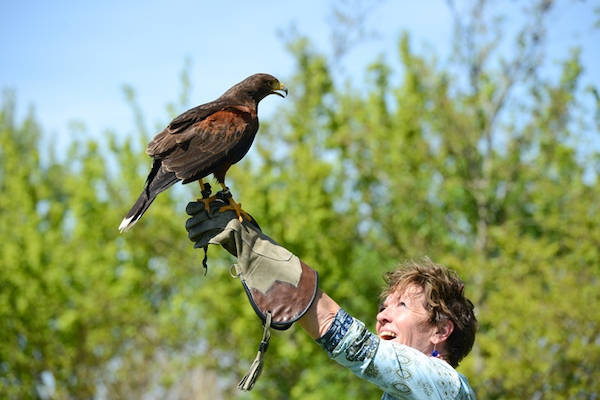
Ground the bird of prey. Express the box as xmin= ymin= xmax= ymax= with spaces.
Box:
xmin=118 ymin=73 xmax=287 ymax=232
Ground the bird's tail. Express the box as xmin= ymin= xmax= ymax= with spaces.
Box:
xmin=118 ymin=163 xmax=179 ymax=233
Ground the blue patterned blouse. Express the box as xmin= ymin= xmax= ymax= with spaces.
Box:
xmin=316 ymin=309 xmax=476 ymax=400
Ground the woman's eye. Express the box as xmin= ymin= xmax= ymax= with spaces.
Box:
xmin=378 ymin=304 xmax=386 ymax=313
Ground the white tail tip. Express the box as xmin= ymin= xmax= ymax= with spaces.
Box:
xmin=118 ymin=216 xmax=136 ymax=233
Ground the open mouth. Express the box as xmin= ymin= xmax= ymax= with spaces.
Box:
xmin=379 ymin=331 xmax=397 ymax=341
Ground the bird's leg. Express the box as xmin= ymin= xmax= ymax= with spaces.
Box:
xmin=196 ymin=179 xmax=216 ymax=211
xmin=217 ymin=184 xmax=253 ymax=223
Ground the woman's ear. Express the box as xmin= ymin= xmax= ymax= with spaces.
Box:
xmin=433 ymin=319 xmax=454 ymax=343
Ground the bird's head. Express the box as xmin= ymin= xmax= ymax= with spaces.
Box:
xmin=225 ymin=73 xmax=288 ymax=104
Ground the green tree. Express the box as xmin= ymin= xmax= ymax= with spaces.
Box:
xmin=0 ymin=86 xmax=221 ymax=398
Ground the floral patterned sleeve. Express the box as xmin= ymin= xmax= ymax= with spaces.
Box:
xmin=316 ymin=309 xmax=476 ymax=400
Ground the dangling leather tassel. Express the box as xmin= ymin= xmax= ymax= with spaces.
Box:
xmin=201 ymin=245 xmax=208 ymax=275
xmin=238 ymin=311 xmax=272 ymax=391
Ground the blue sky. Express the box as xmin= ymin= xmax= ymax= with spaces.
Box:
xmin=1 ymin=0 xmax=598 ymax=148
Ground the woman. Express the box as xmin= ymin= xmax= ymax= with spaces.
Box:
xmin=300 ymin=260 xmax=477 ymax=399
xmin=185 ymin=196 xmax=477 ymax=399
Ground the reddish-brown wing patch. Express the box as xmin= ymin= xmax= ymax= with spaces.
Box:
xmin=158 ymin=107 xmax=256 ymax=183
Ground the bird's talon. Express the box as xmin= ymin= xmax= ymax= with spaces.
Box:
xmin=219 ymin=201 xmax=253 ymax=222
xmin=197 ymin=195 xmax=217 ymax=210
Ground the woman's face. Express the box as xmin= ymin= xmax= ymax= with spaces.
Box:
xmin=375 ymin=284 xmax=436 ymax=353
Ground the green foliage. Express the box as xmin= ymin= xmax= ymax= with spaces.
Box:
xmin=0 ymin=89 xmax=207 ymax=399
xmin=1 ymin=2 xmax=599 ymax=398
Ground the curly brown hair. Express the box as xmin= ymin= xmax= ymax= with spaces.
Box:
xmin=381 ymin=258 xmax=477 ymax=367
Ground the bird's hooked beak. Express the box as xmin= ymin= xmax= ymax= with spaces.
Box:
xmin=271 ymin=81 xmax=288 ymax=98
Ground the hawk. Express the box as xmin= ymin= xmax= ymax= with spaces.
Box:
xmin=119 ymin=73 xmax=287 ymax=232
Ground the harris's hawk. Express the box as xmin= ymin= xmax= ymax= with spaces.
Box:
xmin=118 ymin=73 xmax=287 ymax=232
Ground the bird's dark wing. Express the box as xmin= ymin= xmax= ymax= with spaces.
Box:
xmin=167 ymin=104 xmax=216 ymax=134
xmin=157 ymin=106 xmax=256 ymax=183
xmin=145 ymin=100 xmax=226 ymax=158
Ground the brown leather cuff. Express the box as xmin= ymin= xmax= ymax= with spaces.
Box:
xmin=241 ymin=261 xmax=319 ymax=330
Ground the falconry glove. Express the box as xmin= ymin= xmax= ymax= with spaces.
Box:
xmin=185 ymin=196 xmax=318 ymax=390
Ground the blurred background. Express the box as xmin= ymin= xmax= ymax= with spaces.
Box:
xmin=1 ymin=0 xmax=599 ymax=398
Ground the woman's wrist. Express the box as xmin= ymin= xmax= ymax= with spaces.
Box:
xmin=299 ymin=289 xmax=341 ymax=339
